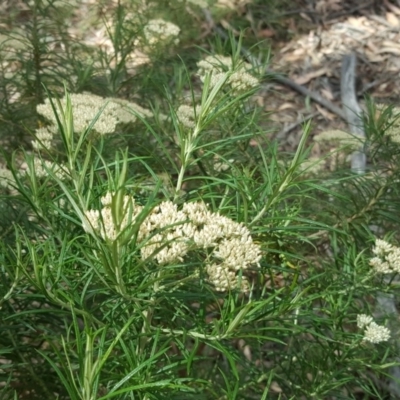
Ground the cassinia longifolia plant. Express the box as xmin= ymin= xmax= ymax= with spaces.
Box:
xmin=1 ymin=1 xmax=400 ymax=399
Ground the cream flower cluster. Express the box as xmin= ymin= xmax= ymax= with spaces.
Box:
xmin=0 ymin=167 xmax=15 ymax=190
xmin=369 ymin=238 xmax=400 ymax=274
xmin=176 ymin=104 xmax=202 ymax=129
xmin=84 ymin=193 xmax=141 ymax=241
xmin=313 ymin=129 xmax=362 ymax=151
xmin=83 ymin=194 xmax=261 ymax=292
xmin=34 ymin=93 xmax=154 ymax=150
xmin=305 ymin=129 xmax=365 ymax=173
xmin=357 ymin=314 xmax=390 ymax=344
xmin=213 ymin=155 xmax=233 ymax=172
xmin=32 ymin=126 xmax=56 ymax=151
xmin=298 ymin=157 xmax=325 ymax=176
xmin=137 ymin=19 xmax=180 ymax=47
xmin=196 ymin=55 xmax=259 ymax=94
xmin=26 ymin=158 xmax=67 ymax=181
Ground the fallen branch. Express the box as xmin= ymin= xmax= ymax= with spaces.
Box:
xmin=341 ymin=53 xmax=366 ymax=173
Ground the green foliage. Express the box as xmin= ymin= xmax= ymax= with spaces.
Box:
xmin=1 ymin=1 xmax=400 ymax=399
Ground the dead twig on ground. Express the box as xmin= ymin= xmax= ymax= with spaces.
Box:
xmin=341 ymin=52 xmax=366 ymax=173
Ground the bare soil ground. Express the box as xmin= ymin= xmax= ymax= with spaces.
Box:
xmin=241 ymin=0 xmax=400 ymax=152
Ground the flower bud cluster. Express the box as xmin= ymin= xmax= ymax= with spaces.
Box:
xmin=27 ymin=158 xmax=68 ymax=181
xmin=0 ymin=167 xmax=15 ymax=190
xmin=176 ymin=104 xmax=202 ymax=129
xmin=369 ymin=238 xmax=400 ymax=274
xmin=32 ymin=126 xmax=56 ymax=151
xmin=196 ymin=55 xmax=259 ymax=94
xmin=84 ymin=192 xmax=141 ymax=241
xmin=313 ymin=129 xmax=362 ymax=151
xmin=34 ymin=93 xmax=154 ymax=150
xmin=83 ymin=193 xmax=261 ymax=292
xmin=135 ymin=19 xmax=180 ymax=48
xmin=357 ymin=314 xmax=390 ymax=344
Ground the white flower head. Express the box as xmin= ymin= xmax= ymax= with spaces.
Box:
xmin=313 ymin=129 xmax=363 ymax=151
xmin=83 ymin=192 xmax=143 ymax=242
xmin=176 ymin=104 xmax=202 ymax=129
xmin=370 ymin=238 xmax=400 ymax=275
xmin=197 ymin=55 xmax=233 ymax=75
xmin=196 ymin=55 xmax=259 ymax=93
xmin=0 ymin=168 xmax=15 ymax=190
xmin=214 ymin=236 xmax=262 ymax=271
xmin=363 ymin=322 xmax=390 ymax=344
xmin=369 ymin=257 xmax=391 ymax=274
xmin=141 ymin=19 xmax=180 ymax=47
xmin=141 ymin=201 xmax=261 ymax=291
xmin=357 ymin=314 xmax=390 ymax=344
xmin=228 ymin=70 xmax=259 ymax=92
xmin=357 ymin=314 xmax=373 ymax=329
xmin=83 ymin=196 xmax=261 ymax=292
xmin=26 ymin=158 xmax=67 ymax=180
xmin=37 ymin=93 xmax=153 ymax=138
xmin=32 ymin=126 xmax=55 ymax=151
xmin=373 ymin=239 xmax=393 ymax=257
xmin=386 ymin=248 xmax=400 ymax=273
xmin=206 ymin=263 xmax=250 ymax=292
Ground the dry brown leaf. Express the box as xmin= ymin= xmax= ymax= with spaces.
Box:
xmin=249 ymin=138 xmax=259 ymax=146
xmin=375 ymin=80 xmax=400 ymax=97
xmin=320 ymin=87 xmax=334 ymax=101
xmin=318 ymin=0 xmax=342 ymax=12
xmin=278 ymin=102 xmax=296 ymax=111
xmin=270 ymin=381 xmax=283 ymax=393
xmin=315 ymin=104 xmax=336 ymax=121
xmin=237 ymin=339 xmax=252 ymax=361
xmin=279 ymin=43 xmax=294 ymax=53
xmin=387 ymin=58 xmax=400 ymax=71
xmin=382 ymin=40 xmax=400 ymax=48
xmin=383 ymin=0 xmax=400 ymax=15
xmin=294 ymin=68 xmax=328 ymax=85
xmin=269 ymin=114 xmax=283 ymax=123
xmin=257 ymin=28 xmax=275 ymax=38
xmin=378 ymin=47 xmax=400 ymax=55
xmin=347 ymin=16 xmax=365 ymax=28
xmin=365 ymin=40 xmax=380 ymax=53
xmin=254 ymin=95 xmax=265 ymax=108
xmin=364 ymin=50 xmax=386 ymax=62
xmin=287 ymin=18 xmax=296 ymax=32
xmin=386 ymin=12 xmax=400 ymax=27
xmin=300 ymin=12 xmax=312 ymax=22
xmin=280 ymin=52 xmax=307 ymax=63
